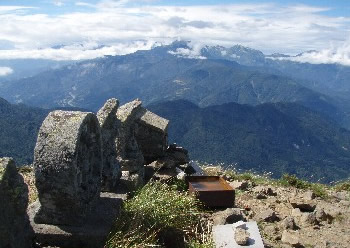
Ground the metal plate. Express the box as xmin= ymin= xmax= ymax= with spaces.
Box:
xmin=187 ymin=176 xmax=235 ymax=207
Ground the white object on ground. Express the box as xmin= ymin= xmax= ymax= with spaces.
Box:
xmin=213 ymin=221 xmax=264 ymax=248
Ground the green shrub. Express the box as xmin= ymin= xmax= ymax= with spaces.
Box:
xmin=105 ymin=182 xmax=208 ymax=248
xmin=279 ymin=174 xmax=328 ymax=198
xmin=310 ymin=183 xmax=328 ymax=199
xmin=279 ymin=174 xmax=309 ymax=189
xmin=238 ymin=173 xmax=254 ymax=181
xmin=334 ymin=181 xmax=350 ymax=192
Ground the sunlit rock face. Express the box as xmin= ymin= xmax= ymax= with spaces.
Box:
xmin=34 ymin=111 xmax=102 ymax=226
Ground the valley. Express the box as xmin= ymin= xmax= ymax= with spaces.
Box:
xmin=1 ymin=42 xmax=350 ymax=183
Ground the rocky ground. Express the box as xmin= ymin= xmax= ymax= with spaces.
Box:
xmin=209 ymin=174 xmax=350 ymax=248
xmin=19 ymin=165 xmax=350 ymax=248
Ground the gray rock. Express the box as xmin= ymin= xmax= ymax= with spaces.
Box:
xmin=234 ymin=227 xmax=250 ymax=245
xmin=184 ymin=160 xmax=204 ymax=175
xmin=147 ymin=156 xmax=179 ymax=170
xmin=281 ymin=230 xmax=302 ymax=247
xmin=281 ymin=216 xmax=297 ymax=230
xmin=339 ymin=200 xmax=350 ymax=207
xmin=213 ymin=221 xmax=264 ymax=248
xmin=256 ymin=193 xmax=267 ymax=199
xmin=290 ymin=200 xmax=316 ymax=212
xmin=119 ymin=168 xmax=145 ymax=191
xmin=331 ymin=191 xmax=349 ymax=201
xmin=255 ymin=209 xmax=279 ymax=223
xmin=166 ymin=145 xmax=190 ymax=169
xmin=28 ymin=192 xmax=123 ymax=248
xmin=253 ymin=186 xmax=276 ymax=196
xmin=152 ymin=167 xmax=177 ymax=182
xmin=97 ymin=98 xmax=121 ymax=192
xmin=116 ymin=100 xmax=145 ymax=189
xmin=135 ymin=107 xmax=169 ymax=164
xmin=315 ymin=208 xmax=328 ymax=222
xmin=0 ymin=157 xmax=34 ymax=248
xmin=263 ymin=224 xmax=282 ymax=241
xmin=291 ymin=208 xmax=302 ymax=217
xmin=176 ymin=168 xmax=186 ymax=180
xmin=34 ymin=111 xmax=103 ymax=225
xmin=116 ymin=99 xmax=143 ymax=124
xmin=300 ymin=212 xmax=318 ymax=226
xmin=116 ymin=99 xmax=144 ymax=171
xmin=303 ymin=190 xmax=316 ymax=200
xmin=212 ymin=208 xmax=245 ymax=226
xmin=230 ymin=180 xmax=249 ymax=190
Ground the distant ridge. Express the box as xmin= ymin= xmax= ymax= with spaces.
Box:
xmin=0 ymin=42 xmax=342 ymax=128
xmin=148 ymin=100 xmax=350 ymax=183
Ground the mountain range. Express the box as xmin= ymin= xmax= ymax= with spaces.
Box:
xmin=2 ymin=95 xmax=349 ymax=183
xmin=1 ymin=41 xmax=350 ymax=182
xmin=0 ymin=59 xmax=71 ymax=82
xmin=0 ymin=42 xmax=348 ymax=127
xmin=0 ymin=97 xmax=48 ymax=164
xmin=148 ymin=100 xmax=350 ymax=183
xmin=0 ymin=97 xmax=89 ymax=164
xmin=201 ymin=44 xmax=350 ymax=97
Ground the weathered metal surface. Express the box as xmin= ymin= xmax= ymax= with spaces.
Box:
xmin=187 ymin=176 xmax=235 ymax=207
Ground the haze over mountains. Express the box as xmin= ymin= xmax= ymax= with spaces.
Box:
xmin=1 ymin=42 xmax=349 ymax=125
xmin=0 ymin=97 xmax=48 ymax=164
xmin=0 ymin=59 xmax=72 ymax=81
xmin=202 ymin=45 xmax=350 ymax=104
xmin=1 ymin=41 xmax=350 ymax=182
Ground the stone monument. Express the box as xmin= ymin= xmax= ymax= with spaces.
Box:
xmin=135 ymin=107 xmax=169 ymax=164
xmin=116 ymin=99 xmax=145 ymax=189
xmin=33 ymin=110 xmax=102 ymax=225
xmin=0 ymin=157 xmax=34 ymax=248
xmin=97 ymin=98 xmax=121 ymax=191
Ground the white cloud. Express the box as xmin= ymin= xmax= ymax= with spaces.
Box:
xmin=75 ymin=2 xmax=95 ymax=8
xmin=268 ymin=40 xmax=350 ymax=66
xmin=0 ymin=2 xmax=349 ymax=65
xmin=0 ymin=67 xmax=13 ymax=76
xmin=53 ymin=1 xmax=64 ymax=7
xmin=295 ymin=46 xmax=350 ymax=66
xmin=168 ymin=41 xmax=206 ymax=59
xmin=0 ymin=6 xmax=35 ymax=13
xmin=0 ymin=41 xmax=157 ymax=60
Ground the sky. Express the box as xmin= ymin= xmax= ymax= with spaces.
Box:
xmin=0 ymin=0 xmax=349 ymax=67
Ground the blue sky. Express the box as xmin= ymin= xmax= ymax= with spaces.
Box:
xmin=3 ymin=0 xmax=350 ymax=16
xmin=0 ymin=0 xmax=349 ymax=66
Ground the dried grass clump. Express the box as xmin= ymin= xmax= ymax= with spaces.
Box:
xmin=105 ymin=181 xmax=213 ymax=248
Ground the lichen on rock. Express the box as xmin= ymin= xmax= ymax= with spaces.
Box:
xmin=34 ymin=110 xmax=103 ymax=226
xmin=97 ymin=98 xmax=121 ymax=192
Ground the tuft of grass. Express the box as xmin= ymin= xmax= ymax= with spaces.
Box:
xmin=105 ymin=182 xmax=211 ymax=248
xmin=202 ymin=165 xmax=271 ymax=186
xmin=278 ymin=174 xmax=328 ymax=198
xmin=187 ymin=241 xmax=214 ymax=248
xmin=166 ymin=177 xmax=188 ymax=192
xmin=334 ymin=181 xmax=350 ymax=192
xmin=310 ymin=183 xmax=328 ymax=199
xmin=203 ymin=164 xmax=331 ymax=199
xmin=204 ymin=165 xmax=330 ymax=199
xmin=279 ymin=174 xmax=309 ymax=189
xmin=237 ymin=172 xmax=254 ymax=181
